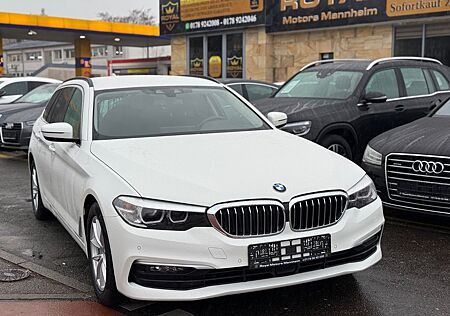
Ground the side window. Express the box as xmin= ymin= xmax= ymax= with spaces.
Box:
xmin=46 ymin=87 xmax=75 ymax=123
xmin=228 ymin=84 xmax=244 ymax=96
xmin=43 ymin=90 xmax=61 ymax=121
xmin=423 ymin=69 xmax=436 ymax=93
xmin=432 ymin=70 xmax=450 ymax=91
xmin=63 ymin=89 xmax=82 ymax=138
xmin=245 ymin=84 xmax=275 ymax=102
xmin=365 ymin=69 xmax=400 ymax=99
xmin=1 ymin=82 xmax=28 ymax=96
xmin=400 ymin=68 xmax=429 ymax=96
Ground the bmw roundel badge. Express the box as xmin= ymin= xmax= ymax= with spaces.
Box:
xmin=273 ymin=183 xmax=286 ymax=193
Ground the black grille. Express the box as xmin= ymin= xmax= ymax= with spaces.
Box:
xmin=1 ymin=123 xmax=22 ymax=144
xmin=129 ymin=230 xmax=382 ymax=291
xmin=213 ymin=204 xmax=285 ymax=237
xmin=290 ymin=194 xmax=347 ymax=231
xmin=386 ymin=154 xmax=450 ymax=215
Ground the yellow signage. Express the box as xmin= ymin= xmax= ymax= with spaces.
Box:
xmin=387 ymin=0 xmax=450 ymax=17
xmin=180 ymin=0 xmax=263 ymax=21
xmin=208 ymin=55 xmax=222 ymax=78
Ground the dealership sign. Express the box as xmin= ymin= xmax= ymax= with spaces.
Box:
xmin=268 ymin=0 xmax=450 ymax=32
xmin=160 ymin=0 xmax=265 ymax=35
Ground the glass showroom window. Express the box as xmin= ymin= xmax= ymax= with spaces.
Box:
xmin=395 ymin=22 xmax=450 ymax=66
xmin=188 ymin=33 xmax=244 ymax=79
xmin=189 ymin=37 xmax=203 ymax=76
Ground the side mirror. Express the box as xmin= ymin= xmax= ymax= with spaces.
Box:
xmin=362 ymin=91 xmax=388 ymax=104
xmin=0 ymin=90 xmax=6 ymax=97
xmin=41 ymin=122 xmax=79 ymax=143
xmin=267 ymin=112 xmax=288 ymax=128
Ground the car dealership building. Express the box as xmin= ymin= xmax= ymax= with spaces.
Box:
xmin=160 ymin=0 xmax=450 ymax=82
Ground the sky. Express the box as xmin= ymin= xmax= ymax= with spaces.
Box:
xmin=0 ymin=0 xmax=160 ymax=21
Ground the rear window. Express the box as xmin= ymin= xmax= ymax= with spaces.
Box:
xmin=400 ymin=68 xmax=429 ymax=96
xmin=432 ymin=70 xmax=450 ymax=91
xmin=93 ymin=86 xmax=269 ymax=140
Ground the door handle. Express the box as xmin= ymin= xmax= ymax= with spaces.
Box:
xmin=395 ymin=105 xmax=405 ymax=112
xmin=48 ymin=143 xmax=56 ymax=153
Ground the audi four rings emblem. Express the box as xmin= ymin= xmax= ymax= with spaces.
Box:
xmin=412 ymin=160 xmax=445 ymax=174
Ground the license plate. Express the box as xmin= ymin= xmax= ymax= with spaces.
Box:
xmin=248 ymin=234 xmax=331 ymax=269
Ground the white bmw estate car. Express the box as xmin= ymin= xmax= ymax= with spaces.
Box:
xmin=28 ymin=75 xmax=384 ymax=306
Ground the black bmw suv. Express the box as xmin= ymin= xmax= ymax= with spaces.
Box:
xmin=255 ymin=57 xmax=450 ymax=162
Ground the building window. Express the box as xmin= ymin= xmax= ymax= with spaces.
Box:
xmin=64 ymin=49 xmax=75 ymax=59
xmin=114 ymin=46 xmax=123 ymax=56
xmin=7 ymin=54 xmax=22 ymax=62
xmin=53 ymin=50 xmax=62 ymax=61
xmin=320 ymin=52 xmax=334 ymax=60
xmin=92 ymin=46 xmax=107 ymax=57
xmin=25 ymin=51 xmax=42 ymax=61
xmin=189 ymin=37 xmax=203 ymax=76
xmin=394 ymin=22 xmax=450 ymax=66
xmin=188 ymin=33 xmax=244 ymax=79
xmin=226 ymin=33 xmax=243 ymax=78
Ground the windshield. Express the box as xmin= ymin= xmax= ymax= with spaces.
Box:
xmin=276 ymin=70 xmax=363 ymax=100
xmin=93 ymin=86 xmax=270 ymax=140
xmin=15 ymin=84 xmax=58 ymax=103
xmin=433 ymin=99 xmax=450 ymax=117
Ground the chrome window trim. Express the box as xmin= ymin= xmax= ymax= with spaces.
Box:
xmin=288 ymin=190 xmax=348 ymax=232
xmin=207 ymin=199 xmax=286 ymax=239
xmin=385 ymin=152 xmax=450 ymax=212
xmin=358 ymin=90 xmax=450 ymax=106
xmin=227 ymin=82 xmax=277 ymax=90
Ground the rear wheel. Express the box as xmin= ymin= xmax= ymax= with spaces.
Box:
xmin=30 ymin=162 xmax=51 ymax=220
xmin=87 ymin=202 xmax=122 ymax=306
xmin=320 ymin=135 xmax=353 ymax=160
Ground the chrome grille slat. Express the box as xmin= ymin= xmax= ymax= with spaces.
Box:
xmin=214 ymin=203 xmax=285 ymax=238
xmin=290 ymin=193 xmax=347 ymax=231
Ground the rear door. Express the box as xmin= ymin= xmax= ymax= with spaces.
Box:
xmin=396 ymin=67 xmax=436 ymax=126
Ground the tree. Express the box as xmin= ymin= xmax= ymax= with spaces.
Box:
xmin=97 ymin=8 xmax=156 ymax=26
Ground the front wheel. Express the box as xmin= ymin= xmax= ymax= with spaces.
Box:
xmin=320 ymin=135 xmax=353 ymax=161
xmin=87 ymin=202 xmax=122 ymax=306
xmin=30 ymin=162 xmax=51 ymax=220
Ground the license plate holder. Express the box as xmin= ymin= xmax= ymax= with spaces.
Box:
xmin=248 ymin=234 xmax=331 ymax=269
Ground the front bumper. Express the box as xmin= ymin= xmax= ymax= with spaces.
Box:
xmin=105 ymin=197 xmax=384 ymax=301
xmin=0 ymin=125 xmax=32 ymax=150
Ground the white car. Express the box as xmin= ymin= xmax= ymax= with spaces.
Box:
xmin=0 ymin=77 xmax=61 ymax=104
xmin=28 ymin=75 xmax=384 ymax=306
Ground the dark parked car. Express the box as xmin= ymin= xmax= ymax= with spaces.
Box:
xmin=221 ymin=79 xmax=278 ymax=103
xmin=362 ymin=97 xmax=450 ymax=217
xmin=255 ymin=57 xmax=450 ymax=161
xmin=0 ymin=83 xmax=59 ymax=150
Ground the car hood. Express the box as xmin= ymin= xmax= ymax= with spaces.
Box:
xmin=0 ymin=102 xmax=45 ymax=123
xmin=254 ymin=97 xmax=347 ymax=121
xmin=370 ymin=117 xmax=450 ymax=156
xmin=2 ymin=106 xmax=45 ymax=123
xmin=90 ymin=130 xmax=364 ymax=206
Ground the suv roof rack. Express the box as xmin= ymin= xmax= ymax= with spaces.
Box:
xmin=300 ymin=59 xmax=370 ymax=72
xmin=182 ymin=75 xmax=221 ymax=84
xmin=366 ymin=57 xmax=443 ymax=70
xmin=63 ymin=76 xmax=94 ymax=87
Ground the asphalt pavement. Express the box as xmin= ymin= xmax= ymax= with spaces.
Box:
xmin=0 ymin=151 xmax=448 ymax=316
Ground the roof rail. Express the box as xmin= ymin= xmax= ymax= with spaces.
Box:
xmin=300 ymin=59 xmax=370 ymax=72
xmin=366 ymin=57 xmax=443 ymax=70
xmin=63 ymin=76 xmax=94 ymax=87
xmin=182 ymin=74 xmax=221 ymax=84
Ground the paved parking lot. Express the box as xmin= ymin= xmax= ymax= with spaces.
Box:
xmin=0 ymin=151 xmax=449 ymax=316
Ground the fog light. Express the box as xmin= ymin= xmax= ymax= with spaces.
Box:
xmin=139 ymin=264 xmax=195 ymax=275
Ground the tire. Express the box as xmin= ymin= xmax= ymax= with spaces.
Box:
xmin=320 ymin=135 xmax=353 ymax=161
xmin=30 ymin=161 xmax=51 ymax=220
xmin=86 ymin=202 xmax=122 ymax=306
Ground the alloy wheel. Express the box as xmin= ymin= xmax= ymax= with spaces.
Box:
xmin=328 ymin=144 xmax=348 ymax=157
xmin=90 ymin=216 xmax=107 ymax=292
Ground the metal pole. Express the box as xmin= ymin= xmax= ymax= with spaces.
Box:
xmin=421 ymin=24 xmax=426 ymax=57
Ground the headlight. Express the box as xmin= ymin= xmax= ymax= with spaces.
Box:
xmin=282 ymin=121 xmax=312 ymax=136
xmin=347 ymin=175 xmax=377 ymax=209
xmin=113 ymin=196 xmax=210 ymax=230
xmin=362 ymin=145 xmax=382 ymax=166
xmin=24 ymin=120 xmax=36 ymax=126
